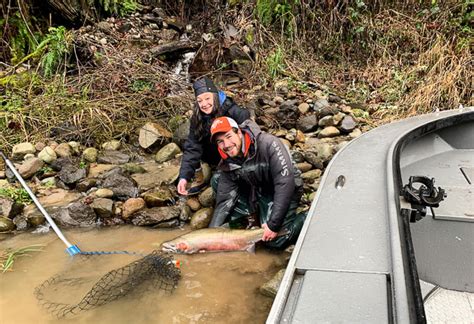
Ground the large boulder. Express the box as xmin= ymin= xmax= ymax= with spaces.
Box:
xmin=131 ymin=206 xmax=180 ymax=226
xmin=138 ymin=122 xmax=172 ymax=150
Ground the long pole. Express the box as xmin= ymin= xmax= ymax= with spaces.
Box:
xmin=0 ymin=150 xmax=81 ymax=255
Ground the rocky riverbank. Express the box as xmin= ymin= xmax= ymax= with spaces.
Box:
xmin=0 ymin=88 xmax=367 ymax=233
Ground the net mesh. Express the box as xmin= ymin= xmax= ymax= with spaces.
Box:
xmin=34 ymin=250 xmax=180 ymax=318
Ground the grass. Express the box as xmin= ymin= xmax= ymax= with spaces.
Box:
xmin=0 ymin=244 xmax=44 ymax=273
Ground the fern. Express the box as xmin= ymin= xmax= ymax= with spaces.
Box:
xmin=39 ymin=26 xmax=72 ymax=78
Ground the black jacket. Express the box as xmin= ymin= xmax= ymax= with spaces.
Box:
xmin=210 ymin=120 xmax=303 ymax=232
xmin=178 ymin=97 xmax=250 ymax=181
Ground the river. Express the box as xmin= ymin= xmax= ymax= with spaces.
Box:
xmin=0 ymin=226 xmax=287 ymax=323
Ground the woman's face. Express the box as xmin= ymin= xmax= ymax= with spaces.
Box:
xmin=196 ymin=92 xmax=215 ymax=115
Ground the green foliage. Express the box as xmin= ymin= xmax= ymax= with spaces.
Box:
xmin=256 ymin=0 xmax=299 ymax=37
xmin=266 ymin=47 xmax=285 ymax=79
xmin=92 ymin=0 xmax=140 ymax=16
xmin=131 ymin=79 xmax=153 ymax=92
xmin=0 ymin=187 xmax=32 ymax=204
xmin=1 ymin=13 xmax=41 ymax=65
xmin=39 ymin=26 xmax=72 ymax=78
xmin=1 ymin=245 xmax=44 ymax=273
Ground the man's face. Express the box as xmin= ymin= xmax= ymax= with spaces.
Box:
xmin=196 ymin=92 xmax=214 ymax=115
xmin=215 ymin=129 xmax=242 ymax=158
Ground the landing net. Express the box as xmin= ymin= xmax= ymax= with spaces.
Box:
xmin=34 ymin=250 xmax=180 ymax=318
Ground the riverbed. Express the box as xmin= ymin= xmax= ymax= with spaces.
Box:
xmin=0 ymin=226 xmax=287 ymax=323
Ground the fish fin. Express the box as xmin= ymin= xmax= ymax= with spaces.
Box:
xmin=246 ymin=243 xmax=256 ymax=254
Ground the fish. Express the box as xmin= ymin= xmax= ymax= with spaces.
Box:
xmin=161 ymin=227 xmax=267 ymax=254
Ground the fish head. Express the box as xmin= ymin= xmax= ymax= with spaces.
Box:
xmin=162 ymin=240 xmax=191 ymax=254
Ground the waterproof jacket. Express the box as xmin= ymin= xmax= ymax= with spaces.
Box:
xmin=210 ymin=120 xmax=303 ymax=232
xmin=178 ymin=96 xmax=250 ymax=181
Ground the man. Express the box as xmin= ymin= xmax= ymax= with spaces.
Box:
xmin=209 ymin=117 xmax=305 ymax=248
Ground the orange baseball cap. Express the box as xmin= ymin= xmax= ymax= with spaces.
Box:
xmin=210 ymin=117 xmax=239 ymax=141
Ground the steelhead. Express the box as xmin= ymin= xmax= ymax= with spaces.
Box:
xmin=161 ymin=228 xmax=265 ymax=254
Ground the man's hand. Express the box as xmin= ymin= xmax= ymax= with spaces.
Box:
xmin=177 ymin=178 xmax=188 ymax=195
xmin=262 ymin=223 xmax=278 ymax=241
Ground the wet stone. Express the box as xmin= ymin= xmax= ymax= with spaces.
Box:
xmin=198 ymin=187 xmax=214 ymax=207
xmin=186 ymin=197 xmax=201 ymax=211
xmin=190 ymin=207 xmax=213 ymax=229
xmin=91 ymin=198 xmax=114 ymax=218
xmin=143 ymin=187 xmax=174 ymax=207
xmin=97 ymin=151 xmax=130 ymax=165
xmin=122 ymin=197 xmax=145 ymax=219
xmin=259 ymin=269 xmax=285 ymax=298
xmin=0 ymin=216 xmax=15 ymax=232
xmin=131 ymin=206 xmax=180 ymax=226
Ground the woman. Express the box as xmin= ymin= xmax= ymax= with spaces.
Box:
xmin=177 ymin=77 xmax=250 ymax=195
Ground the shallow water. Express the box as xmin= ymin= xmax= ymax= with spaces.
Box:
xmin=0 ymin=226 xmax=287 ymax=324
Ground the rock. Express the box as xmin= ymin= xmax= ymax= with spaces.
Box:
xmin=328 ymin=94 xmax=342 ymax=103
xmin=97 ymin=151 xmax=130 ymax=164
xmin=318 ymin=126 xmax=340 ymax=138
xmin=340 ymin=115 xmax=357 ymax=133
xmin=54 ymin=143 xmax=72 ymax=158
xmin=101 ymin=169 xmax=138 ymax=200
xmin=131 ymin=206 xmax=180 ymax=226
xmin=82 ymin=147 xmax=98 ymax=163
xmin=51 ymin=201 xmax=96 ymax=227
xmin=12 ymin=142 xmax=35 ymax=160
xmin=35 ymin=142 xmax=46 ymax=151
xmin=274 ymin=80 xmax=288 ymax=96
xmin=349 ymin=128 xmax=362 ymax=139
xmin=76 ymin=178 xmax=98 ymax=192
xmin=316 ymin=105 xmax=340 ymax=118
xmin=291 ymin=150 xmax=305 ymax=163
xmin=68 ymin=141 xmax=81 ymax=155
xmin=298 ymin=102 xmax=310 ymax=114
xmin=139 ymin=122 xmax=173 ymax=149
xmin=190 ymin=207 xmax=213 ymax=229
xmin=155 ymin=143 xmax=181 ymax=163
xmin=28 ymin=214 xmax=45 ymax=227
xmin=0 ymin=216 xmax=15 ymax=232
xmin=318 ymin=115 xmax=335 ymax=127
xmin=18 ymin=158 xmax=43 ymax=179
xmin=259 ymin=269 xmax=285 ymax=298
xmin=22 ymin=189 xmax=82 ymax=222
xmin=333 ymin=112 xmax=345 ymax=125
xmin=38 ymin=147 xmax=57 ymax=164
xmin=296 ymin=115 xmax=318 ymax=133
xmin=198 ymin=187 xmax=215 ymax=207
xmin=0 ymin=171 xmax=5 ymax=179
xmin=143 ymin=187 xmax=174 ymax=207
xmin=313 ymin=98 xmax=330 ymax=111
xmin=308 ymin=142 xmax=334 ymax=162
xmin=0 ymin=197 xmax=23 ymax=218
xmin=303 ymin=152 xmax=324 ymax=169
xmin=91 ymin=198 xmax=114 ymax=218
xmin=121 ymin=163 xmax=146 ymax=174
xmin=87 ymin=164 xmax=117 ymax=178
xmin=172 ymin=119 xmax=190 ymax=148
xmin=179 ymin=205 xmax=192 ymax=222
xmin=132 ymin=162 xmax=179 ymax=192
xmin=301 ymin=169 xmax=322 ymax=181
xmin=122 ymin=197 xmax=146 ymax=219
xmin=295 ymin=130 xmax=306 ymax=143
xmin=101 ymin=140 xmax=121 ymax=151
xmin=40 ymin=177 xmax=56 ymax=187
xmin=94 ymin=188 xmax=114 ymax=198
xmin=186 ymin=197 xmax=201 ymax=211
xmin=58 ymin=162 xmax=87 ymax=185
xmin=296 ymin=162 xmax=313 ymax=173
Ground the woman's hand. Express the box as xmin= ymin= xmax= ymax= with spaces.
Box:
xmin=262 ymin=223 xmax=278 ymax=241
xmin=177 ymin=178 xmax=189 ymax=195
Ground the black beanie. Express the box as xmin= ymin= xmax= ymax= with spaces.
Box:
xmin=193 ymin=77 xmax=218 ymax=97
